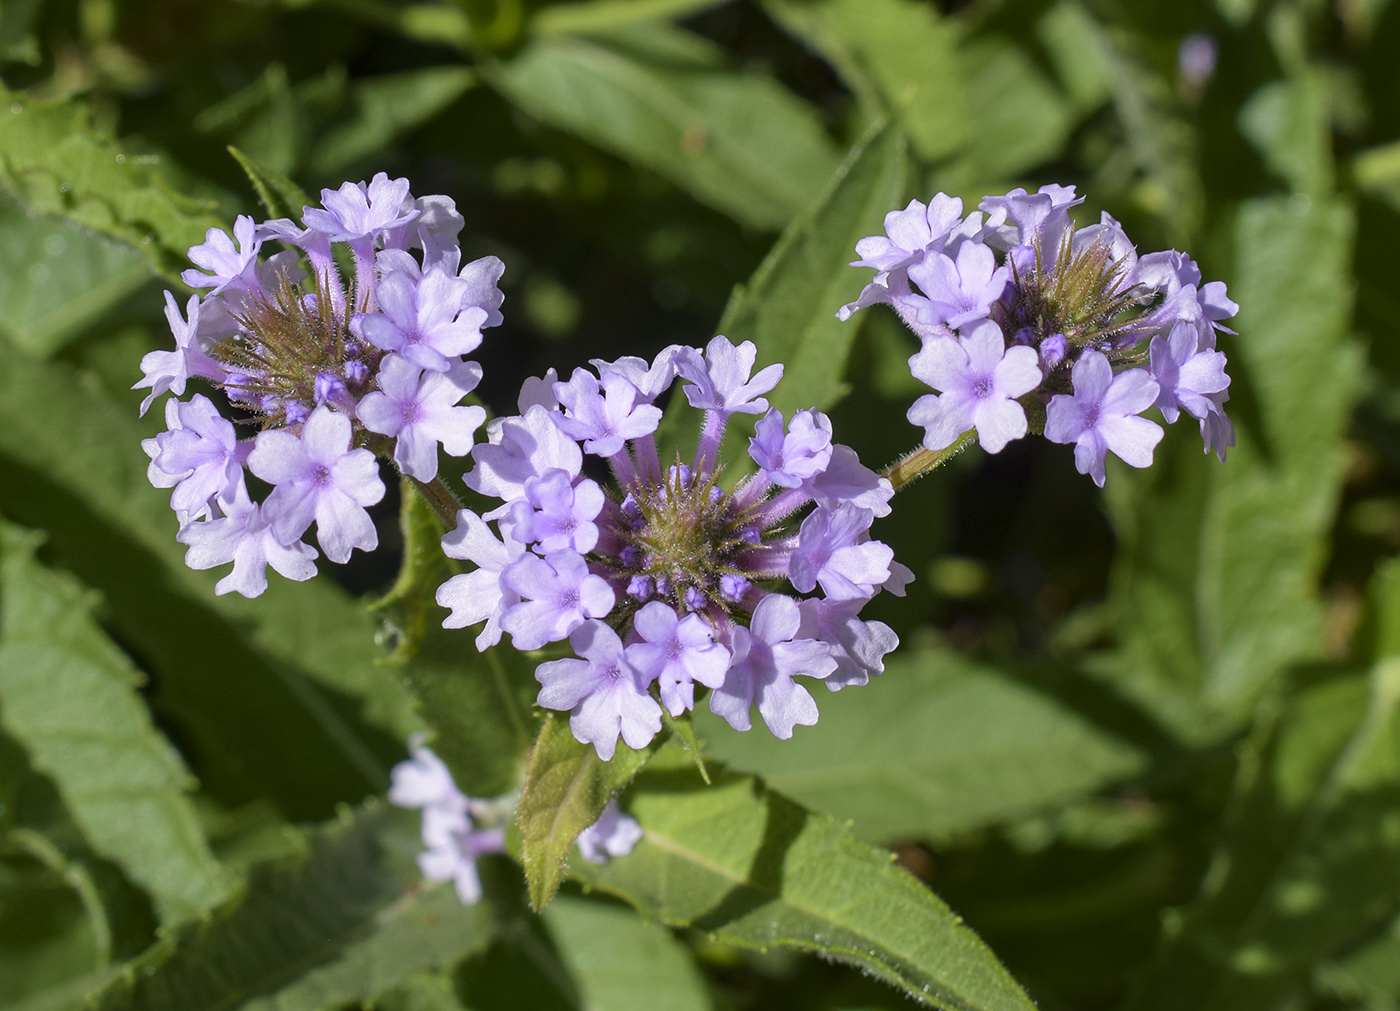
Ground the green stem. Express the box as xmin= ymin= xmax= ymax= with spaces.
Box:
xmin=412 ymin=475 xmax=465 ymax=527
xmin=881 ymin=430 xmax=977 ymax=492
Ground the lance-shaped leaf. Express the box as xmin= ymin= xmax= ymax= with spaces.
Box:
xmin=486 ymin=22 xmax=841 ymax=230
xmin=89 ymin=805 xmax=493 ymax=1011
xmin=698 ymin=648 xmax=1145 ymax=843
xmin=572 ymin=747 xmax=1037 ymax=1010
xmin=228 ymin=146 xmax=311 ymax=223
xmin=716 ymin=118 xmax=908 ymax=417
xmin=517 ymin=715 xmax=662 ymax=911
xmin=0 ymin=523 xmax=231 ymax=925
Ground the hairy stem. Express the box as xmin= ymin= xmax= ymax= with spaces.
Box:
xmin=412 ymin=475 xmax=465 ymax=526
xmin=882 ymin=431 xmax=977 ymax=491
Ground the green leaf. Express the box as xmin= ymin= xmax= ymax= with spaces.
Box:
xmin=1098 ymin=196 xmax=1361 ymax=742
xmin=0 ymin=202 xmax=151 ymax=359
xmin=763 ymin=0 xmax=968 ymax=161
xmin=696 ymin=649 xmax=1145 ymax=844
xmin=542 ymin=894 xmax=710 ymax=1011
xmin=0 ymin=341 xmax=415 ymax=816
xmin=952 ymin=36 xmax=1074 ymax=182
xmin=0 ymin=87 xmax=224 ymax=277
xmin=0 ymin=523 xmax=231 ymax=925
xmin=90 ymin=805 xmax=493 ymax=1011
xmin=715 ymin=119 xmax=908 ymax=417
xmin=1238 ymin=71 xmax=1334 ymax=197
xmin=1123 ymin=660 xmax=1400 ymax=1011
xmin=485 ymin=23 xmax=842 ymax=230
xmin=1314 ymin=915 xmax=1400 ymax=1008
xmin=572 ymin=747 xmax=1037 ymax=1010
xmin=531 ymin=0 xmax=729 ymax=36
xmin=1353 ymin=138 xmax=1400 ymax=214
xmin=517 ymin=715 xmax=660 ymax=911
xmin=228 ymin=146 xmax=311 ymax=223
xmin=308 ymin=67 xmax=477 ymax=178
xmin=381 ymin=484 xmax=538 ymax=798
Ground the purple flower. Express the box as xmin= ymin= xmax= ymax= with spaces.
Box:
xmin=248 ymin=406 xmax=386 ymax=562
xmin=808 ymin=445 xmax=895 ymax=517
xmin=789 ymin=504 xmax=894 ymax=601
xmin=418 ymin=805 xmax=506 ymax=906
xmin=709 ymin=594 xmax=836 ymax=738
xmin=518 ymin=369 xmax=560 ymax=412
xmin=907 ymin=242 xmax=1010 ymax=329
xmin=466 ymin=406 xmax=583 ymax=502
xmin=353 ymin=266 xmax=485 ymax=373
xmin=979 ymin=185 xmax=1082 ymax=261
xmin=677 ymin=336 xmax=783 ymax=416
xmin=437 ymin=510 xmax=527 ymax=649
xmin=458 ymin=254 xmax=506 ymax=329
xmin=1178 ymin=33 xmax=1218 ymax=89
xmin=536 ymin=621 xmax=663 ymax=760
xmin=178 ymin=479 xmax=318 ymax=598
xmin=1200 ymin=391 xmax=1235 ymax=462
xmin=852 ymin=194 xmax=967 ymax=274
xmin=576 ymin=798 xmax=643 ymax=864
xmin=907 ymin=319 xmax=1043 ymax=453
xmin=628 ymin=601 xmax=731 ymax=716
xmin=798 ymin=598 xmax=898 ymax=691
xmin=1148 ymin=321 xmax=1230 ymax=424
xmin=389 ymin=740 xmax=506 ymax=906
xmin=1045 ymin=351 xmax=1163 ymax=487
xmin=749 ymin=409 xmax=833 ymax=488
xmin=389 ymin=740 xmax=466 ymax=813
xmin=150 ymin=394 xmax=249 ymax=518
xmin=134 ymin=292 xmax=223 ymax=416
xmin=553 ymin=368 xmax=663 ymax=456
xmin=302 ymin=173 xmax=418 ymax=243
xmin=508 ymin=471 xmax=605 ymax=553
xmin=592 ymin=346 xmax=682 ymax=403
xmin=356 ymin=354 xmax=486 ymax=480
xmin=181 ymin=215 xmax=262 ymax=295
xmin=499 ymin=551 xmax=616 ymax=651
xmin=382 ymin=194 xmax=466 ymax=269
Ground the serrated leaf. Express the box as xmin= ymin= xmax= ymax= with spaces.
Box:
xmin=486 ymin=23 xmax=841 ymax=230
xmin=763 ymin=0 xmax=968 ymax=161
xmin=0 ymin=87 xmax=224 ymax=277
xmin=0 ymin=340 xmax=416 ymax=815
xmin=1099 ymin=197 xmax=1360 ymax=742
xmin=0 ymin=201 xmax=151 ymax=359
xmin=542 ymin=894 xmax=710 ymax=1011
xmin=1239 ymin=71 xmax=1333 ymax=197
xmin=90 ymin=805 xmax=492 ymax=1011
xmin=715 ymin=119 xmax=907 ymax=417
xmin=954 ymin=36 xmax=1074 ymax=181
xmin=518 ymin=715 xmax=661 ymax=911
xmin=571 ymin=747 xmax=1037 ymax=1010
xmin=696 ymin=649 xmax=1144 ymax=843
xmin=228 ymin=147 xmax=310 ymax=223
xmin=0 ymin=523 xmax=231 ymax=925
xmin=309 ymin=67 xmax=476 ymax=177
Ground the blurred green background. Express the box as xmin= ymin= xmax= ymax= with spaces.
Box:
xmin=2 ymin=0 xmax=1400 ymax=1009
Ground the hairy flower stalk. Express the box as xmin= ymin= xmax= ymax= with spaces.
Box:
xmin=842 ymin=185 xmax=1238 ymax=487
xmin=437 ymin=337 xmax=909 ymax=758
xmin=135 ymin=174 xmax=504 ymax=596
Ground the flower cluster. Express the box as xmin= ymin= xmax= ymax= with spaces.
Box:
xmin=436 ymin=337 xmax=908 ymax=758
xmin=389 ymin=741 xmax=507 ymax=905
xmin=841 ymin=186 xmax=1237 ymax=485
xmin=136 ymin=174 xmax=503 ymax=595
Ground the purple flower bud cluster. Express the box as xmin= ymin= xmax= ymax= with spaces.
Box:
xmin=389 ymin=739 xmax=508 ymax=905
xmin=840 ymin=186 xmax=1238 ymax=485
xmin=136 ymin=174 xmax=503 ymax=595
xmin=437 ymin=336 xmax=907 ymax=758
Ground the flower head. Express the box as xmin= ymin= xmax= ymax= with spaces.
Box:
xmin=136 ymin=176 xmax=504 ymax=596
xmin=439 ymin=337 xmax=903 ymax=756
xmin=841 ymin=185 xmax=1239 ymax=478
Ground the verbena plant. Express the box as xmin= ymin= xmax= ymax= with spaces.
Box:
xmin=0 ymin=2 xmax=1398 ymax=1010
